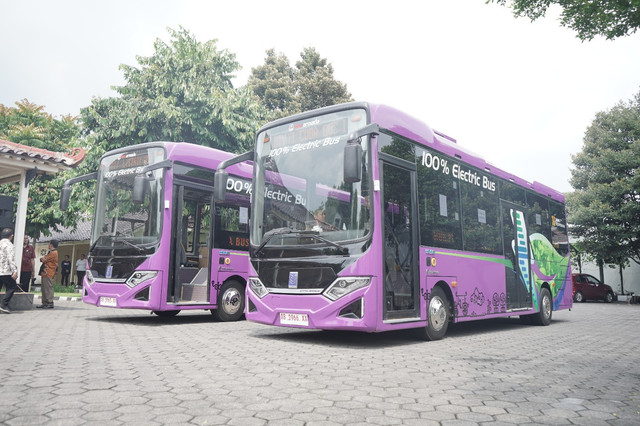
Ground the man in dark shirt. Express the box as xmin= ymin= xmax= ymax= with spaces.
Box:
xmin=20 ymin=236 xmax=35 ymax=292
xmin=60 ymin=255 xmax=72 ymax=286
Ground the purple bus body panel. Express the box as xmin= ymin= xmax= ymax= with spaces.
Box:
xmin=83 ymin=142 xmax=251 ymax=312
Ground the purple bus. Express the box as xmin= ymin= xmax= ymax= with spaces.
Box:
xmin=215 ymin=103 xmax=572 ymax=339
xmin=60 ymin=142 xmax=252 ymax=320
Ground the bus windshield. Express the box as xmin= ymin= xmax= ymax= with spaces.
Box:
xmin=91 ymin=147 xmax=165 ymax=250
xmin=252 ymin=108 xmax=371 ymax=247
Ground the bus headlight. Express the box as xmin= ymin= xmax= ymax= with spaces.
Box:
xmin=249 ymin=278 xmax=269 ymax=299
xmin=323 ymin=277 xmax=371 ymax=301
xmin=126 ymin=271 xmax=158 ymax=288
xmin=86 ymin=269 xmax=95 ymax=286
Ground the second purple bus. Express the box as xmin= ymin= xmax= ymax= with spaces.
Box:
xmin=216 ymin=103 xmax=573 ymax=339
xmin=61 ymin=142 xmax=252 ymax=319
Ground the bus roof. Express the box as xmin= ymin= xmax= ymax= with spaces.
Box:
xmin=368 ymin=103 xmax=565 ymax=203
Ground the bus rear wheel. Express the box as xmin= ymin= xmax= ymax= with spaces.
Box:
xmin=153 ymin=310 xmax=180 ymax=317
xmin=212 ymin=280 xmax=245 ymax=322
xmin=422 ymin=286 xmax=450 ymax=341
xmin=532 ymin=288 xmax=552 ymax=326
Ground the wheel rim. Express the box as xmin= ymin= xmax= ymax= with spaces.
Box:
xmin=542 ymin=293 xmax=551 ymax=320
xmin=575 ymin=292 xmax=582 ymax=302
xmin=221 ymin=287 xmax=242 ymax=316
xmin=605 ymin=293 xmax=613 ymax=302
xmin=429 ymin=296 xmax=447 ymax=332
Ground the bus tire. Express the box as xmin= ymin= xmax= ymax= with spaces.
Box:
xmin=153 ymin=310 xmax=180 ymax=317
xmin=532 ymin=288 xmax=552 ymax=326
xmin=423 ymin=286 xmax=450 ymax=341
xmin=212 ymin=280 xmax=245 ymax=322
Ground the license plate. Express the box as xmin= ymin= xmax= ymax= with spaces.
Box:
xmin=279 ymin=312 xmax=309 ymax=326
xmin=100 ymin=297 xmax=117 ymax=307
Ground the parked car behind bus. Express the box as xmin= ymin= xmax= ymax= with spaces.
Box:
xmin=572 ymin=273 xmax=615 ymax=303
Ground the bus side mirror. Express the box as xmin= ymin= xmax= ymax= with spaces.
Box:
xmin=60 ymin=185 xmax=71 ymax=211
xmin=214 ymin=169 xmax=228 ymax=202
xmin=132 ymin=174 xmax=147 ymax=204
xmin=344 ymin=143 xmax=363 ymax=184
xmin=344 ymin=123 xmax=379 ymax=184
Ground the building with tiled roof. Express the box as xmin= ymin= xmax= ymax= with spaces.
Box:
xmin=0 ymin=139 xmax=85 ymax=289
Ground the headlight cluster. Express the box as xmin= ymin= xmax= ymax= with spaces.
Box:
xmin=323 ymin=277 xmax=371 ymax=301
xmin=249 ymin=278 xmax=269 ymax=299
xmin=85 ymin=269 xmax=95 ymax=286
xmin=125 ymin=271 xmax=158 ymax=288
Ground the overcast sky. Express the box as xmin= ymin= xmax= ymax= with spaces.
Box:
xmin=2 ymin=0 xmax=639 ymax=193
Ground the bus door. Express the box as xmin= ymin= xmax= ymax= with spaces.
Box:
xmin=500 ymin=201 xmax=532 ymax=310
xmin=171 ymin=184 xmax=213 ymax=305
xmin=380 ymin=154 xmax=420 ymax=321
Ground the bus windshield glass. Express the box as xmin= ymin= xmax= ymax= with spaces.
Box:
xmin=91 ymin=147 xmax=165 ymax=249
xmin=252 ymin=108 xmax=370 ymax=247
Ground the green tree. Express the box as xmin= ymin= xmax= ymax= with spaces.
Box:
xmin=247 ymin=49 xmax=297 ymax=117
xmin=247 ymin=47 xmax=353 ymax=118
xmin=82 ymin=26 xmax=268 ymax=162
xmin=567 ymin=89 xmax=640 ymax=289
xmin=488 ymin=0 xmax=640 ymax=40
xmin=0 ymin=100 xmax=85 ymax=237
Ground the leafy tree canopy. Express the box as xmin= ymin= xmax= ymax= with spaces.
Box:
xmin=0 ymin=100 xmax=85 ymax=237
xmin=488 ymin=0 xmax=640 ymax=40
xmin=247 ymin=47 xmax=353 ymax=119
xmin=567 ymin=89 xmax=640 ymax=267
xmin=81 ymin=26 xmax=268 ymax=162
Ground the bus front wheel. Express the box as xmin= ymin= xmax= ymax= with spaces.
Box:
xmin=212 ymin=280 xmax=245 ymax=322
xmin=423 ymin=286 xmax=450 ymax=341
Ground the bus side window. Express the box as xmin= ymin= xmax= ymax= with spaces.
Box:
xmin=416 ymin=147 xmax=462 ymax=250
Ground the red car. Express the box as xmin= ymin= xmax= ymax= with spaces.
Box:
xmin=572 ymin=273 xmax=615 ymax=303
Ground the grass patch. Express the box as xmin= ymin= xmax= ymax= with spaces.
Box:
xmin=30 ymin=284 xmax=82 ymax=298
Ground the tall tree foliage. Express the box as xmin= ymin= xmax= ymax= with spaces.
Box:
xmin=247 ymin=47 xmax=353 ymax=119
xmin=488 ymin=0 xmax=640 ymax=40
xmin=82 ymin=26 xmax=268 ymax=164
xmin=0 ymin=100 xmax=85 ymax=237
xmin=567 ymin=90 xmax=640 ymax=280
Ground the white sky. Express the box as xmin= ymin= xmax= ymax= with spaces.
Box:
xmin=2 ymin=0 xmax=639 ymax=193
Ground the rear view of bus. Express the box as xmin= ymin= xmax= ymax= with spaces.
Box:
xmin=218 ymin=102 xmax=572 ymax=339
xmin=61 ymin=142 xmax=251 ymax=320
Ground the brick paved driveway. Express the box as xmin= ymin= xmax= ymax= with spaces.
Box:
xmin=1 ymin=300 xmax=638 ymax=425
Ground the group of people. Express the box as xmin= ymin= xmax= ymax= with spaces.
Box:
xmin=0 ymin=227 xmax=87 ymax=314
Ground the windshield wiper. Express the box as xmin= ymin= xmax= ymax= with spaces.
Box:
xmin=254 ymin=227 xmax=293 ymax=256
xmin=116 ymin=239 xmax=144 ymax=254
xmin=296 ymin=230 xmax=348 ymax=254
xmin=254 ymin=228 xmax=348 ymax=256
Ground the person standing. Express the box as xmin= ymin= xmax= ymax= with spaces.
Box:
xmin=38 ymin=240 xmax=58 ymax=309
xmin=20 ymin=235 xmax=36 ymax=292
xmin=75 ymin=253 xmax=87 ymax=288
xmin=60 ymin=255 xmax=71 ymax=286
xmin=0 ymin=228 xmax=19 ymax=314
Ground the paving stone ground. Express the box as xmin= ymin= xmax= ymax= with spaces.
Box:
xmin=0 ymin=299 xmax=638 ymax=425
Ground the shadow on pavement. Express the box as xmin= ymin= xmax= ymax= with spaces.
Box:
xmin=85 ymin=311 xmax=226 ymax=326
xmin=252 ymin=316 xmax=571 ymax=349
